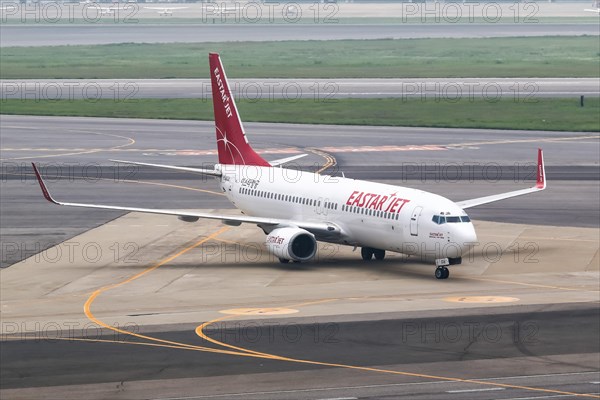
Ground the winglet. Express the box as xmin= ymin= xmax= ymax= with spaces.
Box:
xmin=536 ymin=148 xmax=546 ymax=190
xmin=31 ymin=163 xmax=60 ymax=205
xmin=456 ymin=148 xmax=548 ymax=209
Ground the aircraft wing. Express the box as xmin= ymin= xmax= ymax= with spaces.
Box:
xmin=32 ymin=163 xmax=340 ymax=236
xmin=110 ymin=159 xmax=222 ymax=176
xmin=456 ymin=149 xmax=546 ymax=209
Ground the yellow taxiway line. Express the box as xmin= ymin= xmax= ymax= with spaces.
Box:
xmin=76 ymin=224 xmax=599 ymax=398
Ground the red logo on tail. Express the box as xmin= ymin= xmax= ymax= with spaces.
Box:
xmin=209 ymin=53 xmax=270 ymax=167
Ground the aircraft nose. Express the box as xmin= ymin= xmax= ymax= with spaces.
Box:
xmin=459 ymin=223 xmax=478 ymax=250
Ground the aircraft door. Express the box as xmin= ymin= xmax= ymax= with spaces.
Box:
xmin=410 ymin=206 xmax=423 ymax=236
xmin=221 ymin=175 xmax=233 ymax=193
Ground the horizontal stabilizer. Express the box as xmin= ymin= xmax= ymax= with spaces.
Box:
xmin=270 ymin=154 xmax=308 ymax=167
xmin=110 ymin=160 xmax=221 ymax=176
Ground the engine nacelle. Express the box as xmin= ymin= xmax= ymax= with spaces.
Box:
xmin=265 ymin=227 xmax=317 ymax=262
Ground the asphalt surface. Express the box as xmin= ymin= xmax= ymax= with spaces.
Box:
xmin=3 ymin=78 xmax=599 ymax=100
xmin=1 ymin=115 xmax=598 ymax=267
xmin=0 ymin=116 xmax=598 ymax=400
xmin=2 ymin=304 xmax=599 ymax=396
xmin=1 ymin=23 xmax=599 ymax=47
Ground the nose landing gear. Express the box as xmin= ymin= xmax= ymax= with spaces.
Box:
xmin=435 ymin=266 xmax=449 ymax=279
xmin=434 ymin=257 xmax=460 ymax=279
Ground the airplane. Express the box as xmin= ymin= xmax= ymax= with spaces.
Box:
xmin=32 ymin=53 xmax=547 ymax=280
xmin=91 ymin=4 xmax=130 ymax=15
xmin=144 ymin=6 xmax=188 ymax=16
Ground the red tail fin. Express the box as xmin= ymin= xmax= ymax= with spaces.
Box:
xmin=209 ymin=53 xmax=270 ymax=167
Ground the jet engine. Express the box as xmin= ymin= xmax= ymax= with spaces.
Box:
xmin=265 ymin=227 xmax=317 ymax=262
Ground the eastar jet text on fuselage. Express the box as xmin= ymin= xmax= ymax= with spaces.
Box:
xmin=32 ymin=53 xmax=547 ymax=279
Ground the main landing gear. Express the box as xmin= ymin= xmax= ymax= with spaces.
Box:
xmin=361 ymin=247 xmax=385 ymax=261
xmin=278 ymin=258 xmax=301 ymax=264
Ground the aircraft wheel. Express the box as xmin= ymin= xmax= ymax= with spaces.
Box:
xmin=435 ymin=266 xmax=449 ymax=280
xmin=373 ymin=249 xmax=385 ymax=260
xmin=361 ymin=247 xmax=374 ymax=261
xmin=279 ymin=258 xmax=290 ymax=264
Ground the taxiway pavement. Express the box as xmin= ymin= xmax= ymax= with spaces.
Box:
xmin=1 ymin=213 xmax=598 ymax=399
xmin=3 ymin=78 xmax=599 ymax=99
xmin=0 ymin=115 xmax=598 ymax=399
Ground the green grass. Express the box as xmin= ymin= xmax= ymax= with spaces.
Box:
xmin=1 ymin=37 xmax=599 ymax=79
xmin=2 ymin=97 xmax=598 ymax=131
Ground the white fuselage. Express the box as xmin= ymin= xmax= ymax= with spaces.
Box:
xmin=218 ymin=165 xmax=477 ymax=260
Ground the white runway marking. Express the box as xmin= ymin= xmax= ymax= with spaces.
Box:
xmin=149 ymin=371 xmax=600 ymax=400
xmin=447 ymin=387 xmax=505 ymax=393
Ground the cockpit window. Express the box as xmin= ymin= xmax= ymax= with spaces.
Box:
xmin=432 ymin=214 xmax=470 ymax=224
xmin=432 ymin=215 xmax=446 ymax=224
